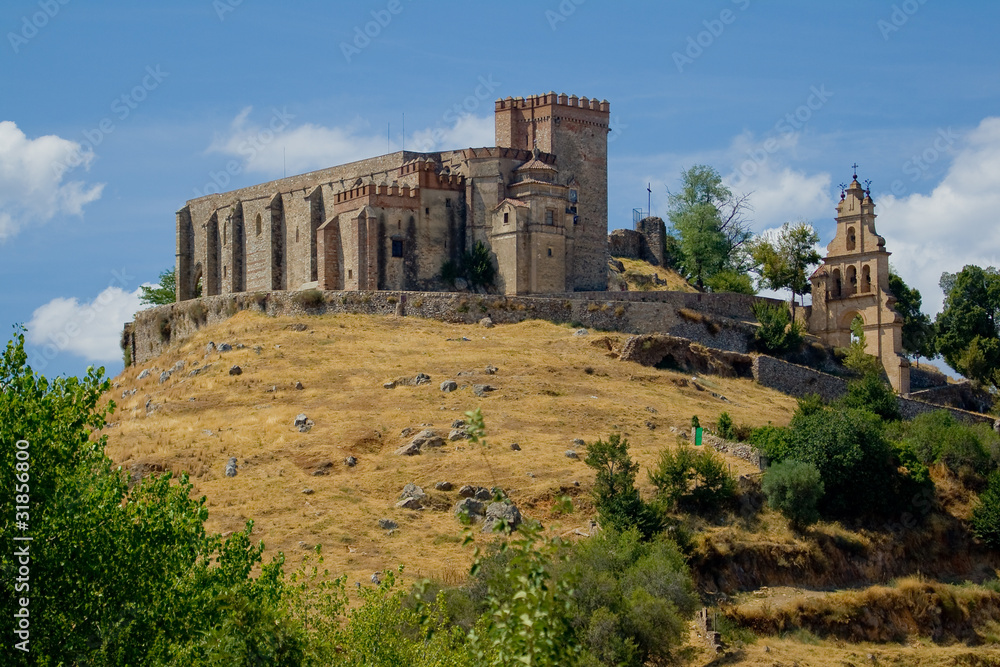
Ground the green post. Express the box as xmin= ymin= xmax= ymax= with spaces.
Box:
xmin=695 ymin=427 xmax=703 ymax=446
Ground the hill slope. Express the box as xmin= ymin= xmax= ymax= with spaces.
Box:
xmin=104 ymin=311 xmax=793 ymax=583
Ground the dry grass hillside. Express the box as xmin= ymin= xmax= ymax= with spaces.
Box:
xmin=610 ymin=256 xmax=698 ymax=292
xmin=100 ymin=310 xmax=1000 ymax=665
xmin=103 ymin=311 xmax=788 ymax=583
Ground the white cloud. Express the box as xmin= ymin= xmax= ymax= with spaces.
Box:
xmin=875 ymin=117 xmax=1000 ymax=314
xmin=0 ymin=120 xmax=104 ymax=241
xmin=207 ymin=106 xmax=494 ymax=177
xmin=26 ymin=286 xmax=145 ymax=363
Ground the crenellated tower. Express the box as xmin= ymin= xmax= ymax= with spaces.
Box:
xmin=494 ymin=92 xmax=610 ymax=290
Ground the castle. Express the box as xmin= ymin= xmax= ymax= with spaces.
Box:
xmin=174 ymin=92 xmax=610 ymax=300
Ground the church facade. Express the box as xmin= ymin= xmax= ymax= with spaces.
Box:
xmin=174 ymin=92 xmax=610 ymax=300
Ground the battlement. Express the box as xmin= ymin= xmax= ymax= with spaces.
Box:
xmin=495 ymin=92 xmax=609 ymax=113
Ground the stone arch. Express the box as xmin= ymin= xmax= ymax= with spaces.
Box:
xmin=845 ymin=265 xmax=857 ymax=296
xmin=231 ymin=202 xmax=245 ymax=292
xmin=269 ymin=195 xmax=285 ymax=290
xmin=831 ymin=268 xmax=842 ymax=298
xmin=861 ymin=264 xmax=871 ymax=293
xmin=192 ymin=262 xmax=204 ymax=298
xmin=847 ymin=226 xmax=856 ymax=250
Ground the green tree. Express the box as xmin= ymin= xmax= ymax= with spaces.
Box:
xmin=762 ymin=460 xmax=825 ymax=529
xmin=972 ymin=471 xmax=1000 ymax=549
xmin=841 ymin=372 xmax=901 ymax=422
xmin=888 ymin=271 xmax=935 ymax=361
xmin=749 ymin=221 xmax=821 ymax=318
xmin=648 ymin=444 xmax=736 ymax=512
xmin=585 ymin=434 xmax=661 ymax=538
xmin=935 ymin=265 xmax=1000 ymax=388
xmin=139 ymin=266 xmax=178 ymax=305
xmin=843 ymin=315 xmax=883 ymax=377
xmin=667 ymin=165 xmax=752 ymax=290
xmin=751 ymin=300 xmax=802 ymax=355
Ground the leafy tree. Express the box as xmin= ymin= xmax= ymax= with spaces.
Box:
xmin=667 ymin=165 xmax=752 ymax=290
xmin=935 ymin=265 xmax=1000 ymax=388
xmin=972 ymin=471 xmax=1000 ymax=549
xmin=140 ymin=266 xmax=178 ymax=305
xmin=441 ymin=241 xmax=497 ymax=290
xmin=648 ymin=445 xmax=736 ymax=512
xmin=749 ymin=221 xmax=821 ymax=318
xmin=841 ymin=372 xmax=901 ymax=422
xmin=843 ymin=315 xmax=883 ymax=377
xmin=762 ymin=460 xmax=825 ymax=529
xmin=705 ymin=269 xmax=756 ymax=295
xmin=896 ymin=410 xmax=990 ymax=474
xmin=751 ymin=300 xmax=802 ymax=355
xmin=715 ymin=412 xmax=735 ymax=440
xmin=559 ymin=528 xmax=698 ymax=667
xmin=888 ymin=270 xmax=935 ymax=361
xmin=585 ymin=434 xmax=661 ymax=538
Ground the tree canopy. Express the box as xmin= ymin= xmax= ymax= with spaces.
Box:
xmin=749 ymin=221 xmax=821 ymax=311
xmin=666 ymin=165 xmax=752 ymax=291
xmin=888 ymin=270 xmax=935 ymax=361
xmin=935 ymin=265 xmax=1000 ymax=388
xmin=139 ymin=266 xmax=178 ymax=306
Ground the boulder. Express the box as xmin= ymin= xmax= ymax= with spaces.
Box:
xmin=171 ymin=360 xmax=185 ymax=373
xmin=473 ymin=384 xmax=496 ymax=397
xmin=218 ymin=342 xmax=232 ymax=352
xmin=574 ymin=328 xmax=589 ymax=336
xmin=451 ymin=419 xmax=466 ymax=429
xmin=454 ymin=277 xmax=469 ymax=291
xmin=479 ymin=316 xmax=494 ymax=328
xmin=453 ymin=497 xmax=485 ymax=519
xmin=410 ymin=429 xmax=443 ymax=449
xmin=440 ymin=380 xmax=458 ymax=392
xmin=344 ymin=456 xmax=358 ymax=467
xmin=458 ymin=485 xmax=476 ymax=498
xmin=378 ymin=518 xmax=398 ymax=530
xmin=482 ymin=502 xmax=523 ymax=533
xmin=510 ymin=443 xmax=521 ymax=451
xmin=137 ymin=368 xmax=151 ymax=380
xmin=395 ymin=442 xmax=421 ymax=456
xmin=294 ymin=381 xmax=304 ymax=390
xmin=485 ymin=365 xmax=498 ymax=375
xmin=572 ymin=438 xmax=586 ymax=447
xmin=435 ymin=481 xmax=453 ymax=491
xmin=159 ymin=370 xmax=171 ymax=384
xmin=396 ymin=497 xmax=422 ymax=510
xmin=474 ymin=487 xmax=493 ymax=501
xmin=225 ymin=457 xmax=238 ymax=477
xmin=229 ymin=365 xmax=243 ymax=376
xmin=205 ymin=342 xmax=216 ymax=354
xmin=448 ymin=428 xmax=467 ymax=441
xmin=294 ymin=414 xmax=314 ymax=433
xmin=383 ymin=381 xmax=397 ymax=389
xmin=565 ymin=450 xmax=580 ymax=460
xmin=413 ymin=373 xmax=431 ymax=385
xmin=399 ymin=483 xmax=426 ymax=501
xmin=302 ymin=488 xmax=314 ymax=495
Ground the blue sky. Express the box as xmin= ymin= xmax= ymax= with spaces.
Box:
xmin=2 ymin=0 xmax=999 ymax=379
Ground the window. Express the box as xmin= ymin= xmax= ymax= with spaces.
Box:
xmin=425 ymin=207 xmax=430 ymax=215
xmin=223 ymin=265 xmax=227 ymax=278
xmin=223 ymin=223 xmax=227 ymax=246
xmin=255 ymin=214 xmax=262 ymax=236
xmin=348 ymin=269 xmax=353 ymax=279
xmin=846 ymin=227 xmax=856 ymax=250
xmin=569 ymin=189 xmax=578 ymax=203
xmin=295 ymin=227 xmax=299 ymax=243
xmin=503 ymin=212 xmax=509 ymax=224
xmin=545 ymin=210 xmax=554 ymax=225
xmin=392 ymin=240 xmax=403 ymax=257
xmin=547 ymin=247 xmax=553 ymax=257
xmin=445 ymin=198 xmax=451 ymax=208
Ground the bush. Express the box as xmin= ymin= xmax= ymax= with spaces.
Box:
xmin=716 ymin=411 xmax=734 ymax=440
xmin=762 ymin=460 xmax=825 ymax=528
xmin=972 ymin=472 xmax=1000 ymax=549
xmin=749 ymin=424 xmax=793 ymax=462
xmin=841 ymin=373 xmax=900 ymax=421
xmin=585 ymin=434 xmax=662 ymax=538
xmin=751 ymin=301 xmax=802 ymax=354
xmin=898 ymin=410 xmax=991 ymax=474
xmin=705 ymin=270 xmax=756 ymax=295
xmin=558 ymin=528 xmax=698 ymax=666
xmin=795 ymin=393 xmax=825 ymax=418
xmin=648 ymin=444 xmax=736 ymax=512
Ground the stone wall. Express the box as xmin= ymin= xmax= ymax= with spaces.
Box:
xmin=124 ymin=289 xmax=766 ymax=366
xmin=608 ymin=229 xmax=642 ymax=258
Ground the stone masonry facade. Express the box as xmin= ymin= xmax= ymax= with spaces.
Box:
xmin=176 ymin=92 xmax=610 ymax=301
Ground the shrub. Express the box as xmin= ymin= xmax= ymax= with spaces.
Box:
xmin=705 ymin=270 xmax=756 ymax=295
xmin=716 ymin=412 xmax=734 ymax=440
xmin=648 ymin=444 xmax=736 ymax=512
xmin=841 ymin=373 xmax=900 ymax=421
xmin=751 ymin=301 xmax=802 ymax=354
xmin=898 ymin=410 xmax=991 ymax=474
xmin=762 ymin=460 xmax=825 ymax=528
xmin=187 ymin=300 xmax=207 ymax=323
xmin=585 ymin=434 xmax=662 ymax=538
xmin=749 ymin=424 xmax=793 ymax=461
xmin=157 ymin=315 xmax=171 ymax=342
xmin=795 ymin=393 xmax=825 ymax=418
xmin=293 ymin=289 xmax=325 ymax=309
xmin=972 ymin=472 xmax=1000 ymax=549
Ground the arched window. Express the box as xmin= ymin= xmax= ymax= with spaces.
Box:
xmin=832 ymin=268 xmax=842 ymax=298
xmin=846 ymin=227 xmax=856 ymax=251
xmin=846 ymin=265 xmax=857 ymax=295
xmin=862 ymin=265 xmax=871 ymax=293
xmin=255 ymin=213 xmax=262 ymax=236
